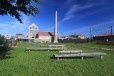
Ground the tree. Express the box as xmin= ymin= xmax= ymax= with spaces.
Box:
xmin=0 ymin=35 xmax=10 ymax=58
xmin=0 ymin=0 xmax=39 ymax=23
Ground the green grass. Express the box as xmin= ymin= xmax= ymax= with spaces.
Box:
xmin=0 ymin=42 xmax=114 ymax=76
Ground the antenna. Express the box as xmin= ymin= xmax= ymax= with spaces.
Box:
xmin=110 ymin=26 xmax=112 ymax=35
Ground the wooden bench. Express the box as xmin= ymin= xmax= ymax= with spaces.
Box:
xmin=59 ymin=50 xmax=82 ymax=54
xmin=26 ymin=44 xmax=65 ymax=51
xmin=26 ymin=47 xmax=64 ymax=51
xmin=54 ymin=52 xmax=107 ymax=60
xmin=48 ymin=45 xmax=65 ymax=50
xmin=91 ymin=47 xmax=113 ymax=51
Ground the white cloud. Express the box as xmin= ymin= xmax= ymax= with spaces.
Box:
xmin=61 ymin=4 xmax=93 ymax=22
xmin=48 ymin=4 xmax=93 ymax=33
xmin=61 ymin=0 xmax=108 ymax=23
xmin=0 ymin=14 xmax=31 ymax=36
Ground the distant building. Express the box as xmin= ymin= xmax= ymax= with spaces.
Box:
xmin=28 ymin=11 xmax=59 ymax=43
xmin=28 ymin=23 xmax=54 ymax=43
xmin=93 ymin=35 xmax=114 ymax=42
xmin=65 ymin=34 xmax=87 ymax=39
xmin=16 ymin=34 xmax=25 ymax=39
xmin=28 ymin=23 xmax=38 ymax=39
xmin=15 ymin=34 xmax=29 ymax=42
xmin=4 ymin=35 xmax=11 ymax=39
xmin=34 ymin=31 xmax=54 ymax=43
xmin=93 ymin=35 xmax=114 ymax=45
xmin=78 ymin=35 xmax=86 ymax=39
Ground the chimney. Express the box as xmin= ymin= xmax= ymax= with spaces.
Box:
xmin=54 ymin=11 xmax=58 ymax=43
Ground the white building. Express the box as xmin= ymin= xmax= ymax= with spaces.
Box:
xmin=16 ymin=34 xmax=25 ymax=39
xmin=34 ymin=31 xmax=54 ymax=43
xmin=28 ymin=23 xmax=38 ymax=39
xmin=28 ymin=23 xmax=54 ymax=43
xmin=4 ymin=35 xmax=11 ymax=39
xmin=78 ymin=35 xmax=87 ymax=39
xmin=28 ymin=11 xmax=59 ymax=43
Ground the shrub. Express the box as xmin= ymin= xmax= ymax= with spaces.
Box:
xmin=0 ymin=35 xmax=10 ymax=58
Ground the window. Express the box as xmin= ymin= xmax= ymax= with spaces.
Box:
xmin=35 ymin=34 xmax=39 ymax=38
xmin=30 ymin=27 xmax=32 ymax=29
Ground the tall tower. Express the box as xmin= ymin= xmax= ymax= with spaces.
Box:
xmin=28 ymin=23 xmax=38 ymax=39
xmin=54 ymin=11 xmax=58 ymax=43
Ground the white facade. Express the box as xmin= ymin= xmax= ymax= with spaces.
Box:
xmin=5 ymin=35 xmax=11 ymax=39
xmin=16 ymin=34 xmax=25 ymax=39
xmin=28 ymin=23 xmax=38 ymax=39
xmin=35 ymin=36 xmax=52 ymax=43
xmin=34 ymin=32 xmax=54 ymax=43
xmin=78 ymin=35 xmax=86 ymax=39
xmin=28 ymin=23 xmax=54 ymax=43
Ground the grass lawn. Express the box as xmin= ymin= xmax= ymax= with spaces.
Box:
xmin=0 ymin=42 xmax=114 ymax=76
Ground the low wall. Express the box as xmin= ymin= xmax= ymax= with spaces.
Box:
xmin=58 ymin=39 xmax=90 ymax=43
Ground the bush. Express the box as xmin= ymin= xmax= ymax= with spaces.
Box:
xmin=0 ymin=35 xmax=10 ymax=58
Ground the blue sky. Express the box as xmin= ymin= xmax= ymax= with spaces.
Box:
xmin=0 ymin=0 xmax=114 ymax=36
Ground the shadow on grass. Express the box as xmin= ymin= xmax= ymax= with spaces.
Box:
xmin=25 ymin=49 xmax=59 ymax=51
xmin=50 ymin=56 xmax=94 ymax=60
xmin=0 ymin=56 xmax=14 ymax=60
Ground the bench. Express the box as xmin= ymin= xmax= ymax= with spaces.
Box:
xmin=48 ymin=45 xmax=65 ymax=50
xmin=91 ymin=47 xmax=113 ymax=51
xmin=26 ymin=47 xmax=64 ymax=51
xmin=26 ymin=44 xmax=65 ymax=51
xmin=54 ymin=52 xmax=107 ymax=60
xmin=59 ymin=50 xmax=82 ymax=54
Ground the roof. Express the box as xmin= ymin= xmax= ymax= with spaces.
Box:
xmin=95 ymin=35 xmax=114 ymax=37
xmin=29 ymin=23 xmax=37 ymax=27
xmin=93 ymin=35 xmax=114 ymax=38
xmin=29 ymin=23 xmax=39 ymax=30
xmin=16 ymin=34 xmax=24 ymax=35
xmin=36 ymin=31 xmax=54 ymax=36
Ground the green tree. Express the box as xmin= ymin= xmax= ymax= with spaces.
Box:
xmin=0 ymin=35 xmax=10 ymax=58
xmin=0 ymin=0 xmax=39 ymax=23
